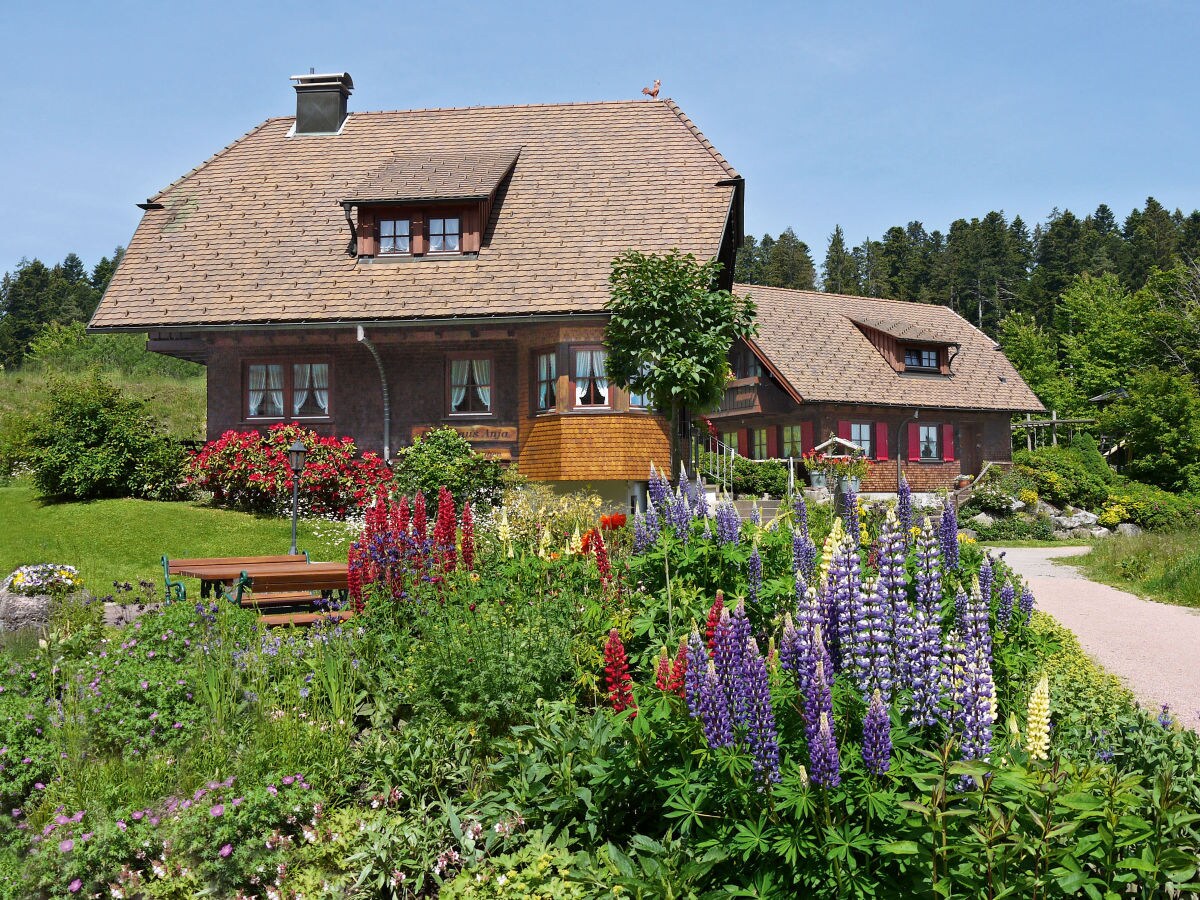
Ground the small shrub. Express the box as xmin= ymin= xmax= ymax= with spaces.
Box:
xmin=392 ymin=427 xmax=507 ymax=509
xmin=490 ymin=483 xmax=604 ymax=549
xmin=1102 ymin=479 xmax=1200 ymax=531
xmin=1013 ymin=443 xmax=1111 ymax=509
xmin=970 ymin=515 xmax=1055 ymax=542
xmin=24 ymin=374 xmax=187 ymax=501
xmin=698 ymin=451 xmax=790 ymax=497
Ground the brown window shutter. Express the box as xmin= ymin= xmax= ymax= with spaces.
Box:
xmin=463 ymin=206 xmax=480 ymax=253
xmin=942 ymin=424 xmax=956 ymax=462
xmin=411 ymin=210 xmax=426 ymax=255
xmin=875 ymin=422 xmax=889 ymax=460
xmin=357 ymin=209 xmax=377 ymax=256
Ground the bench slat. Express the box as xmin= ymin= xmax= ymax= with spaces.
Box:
xmin=260 ymin=610 xmax=353 ymax=627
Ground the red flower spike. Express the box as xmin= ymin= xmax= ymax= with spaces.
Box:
xmin=705 ymin=591 xmax=725 ymax=652
xmin=433 ymin=486 xmax=457 ymax=573
xmin=397 ymin=495 xmax=411 ymax=534
xmin=603 ymin=628 xmax=636 ymax=715
xmin=413 ymin=491 xmax=428 ymax=544
xmin=654 ymin=646 xmax=671 ymax=691
xmin=668 ymin=635 xmax=688 ymax=697
xmin=592 ymin=529 xmax=612 ymax=586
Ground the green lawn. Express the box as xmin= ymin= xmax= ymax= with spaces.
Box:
xmin=0 ymin=481 xmax=353 ymax=597
xmin=1072 ymin=531 xmax=1200 ymax=608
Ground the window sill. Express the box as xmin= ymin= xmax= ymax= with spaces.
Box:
xmin=358 ymin=253 xmax=478 ymax=265
xmin=447 ymin=412 xmax=495 ymax=419
xmin=245 ymin=416 xmax=333 ymax=423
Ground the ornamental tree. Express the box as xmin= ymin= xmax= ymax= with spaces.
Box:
xmin=605 ymin=250 xmax=757 ymax=478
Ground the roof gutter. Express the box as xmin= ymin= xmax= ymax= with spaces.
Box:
xmin=88 ymin=311 xmax=603 ymax=335
xmin=356 ymin=326 xmax=391 ymax=463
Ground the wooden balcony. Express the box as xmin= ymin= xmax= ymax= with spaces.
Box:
xmin=710 ymin=377 xmax=763 ymax=417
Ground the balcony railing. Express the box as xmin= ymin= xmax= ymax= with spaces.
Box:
xmin=715 ymin=377 xmax=762 ymax=415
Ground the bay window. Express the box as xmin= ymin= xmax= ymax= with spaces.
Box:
xmin=572 ymin=347 xmax=609 ymax=408
xmin=449 ymin=357 xmax=492 ymax=415
xmin=536 ymin=351 xmax=556 ymax=412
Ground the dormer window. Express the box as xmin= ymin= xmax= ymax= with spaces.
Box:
xmin=379 ymin=219 xmax=411 ymax=254
xmin=904 ymin=346 xmax=940 ymax=371
xmin=429 ymin=217 xmax=461 ymax=253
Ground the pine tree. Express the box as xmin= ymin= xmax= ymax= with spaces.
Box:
xmin=821 ymin=225 xmax=859 ymax=294
xmin=733 ymin=235 xmax=761 ymax=284
xmin=763 ymin=227 xmax=815 ymax=290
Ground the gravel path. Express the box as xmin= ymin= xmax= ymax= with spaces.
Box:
xmin=1000 ymin=546 xmax=1200 ymax=731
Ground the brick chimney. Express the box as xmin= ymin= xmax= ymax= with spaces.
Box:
xmin=290 ymin=72 xmax=353 ymax=135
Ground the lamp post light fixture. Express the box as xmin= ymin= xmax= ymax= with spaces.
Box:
xmin=287 ymin=439 xmax=308 ymax=556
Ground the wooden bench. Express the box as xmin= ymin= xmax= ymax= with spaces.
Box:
xmin=225 ymin=567 xmax=350 ymax=627
xmin=163 ymin=553 xmax=309 ymax=601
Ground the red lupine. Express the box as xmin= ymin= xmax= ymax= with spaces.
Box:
xmin=654 ymin=646 xmax=672 ymax=691
xmin=604 ymin=628 xmax=636 ymax=714
xmin=460 ymin=501 xmax=475 ymax=570
xmin=705 ymin=591 xmax=725 ymax=651
xmin=397 ymin=495 xmax=411 ymax=534
xmin=592 ymin=528 xmax=612 ymax=586
xmin=433 ymin=486 xmax=457 ymax=572
xmin=413 ymin=491 xmax=428 ymax=544
xmin=347 ymin=544 xmax=365 ymax=613
xmin=667 ymin=634 xmax=688 ymax=697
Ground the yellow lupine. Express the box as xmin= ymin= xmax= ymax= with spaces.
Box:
xmin=1025 ymin=675 xmax=1051 ymax=760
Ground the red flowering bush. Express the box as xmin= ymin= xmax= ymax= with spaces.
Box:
xmin=187 ymin=423 xmax=392 ymax=519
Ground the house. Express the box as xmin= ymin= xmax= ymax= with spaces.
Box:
xmin=702 ymin=284 xmax=1045 ymax=494
xmin=88 ymin=73 xmax=744 ymax=511
xmin=89 ymin=72 xmax=1043 ymax=506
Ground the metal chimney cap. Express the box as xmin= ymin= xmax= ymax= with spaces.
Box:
xmin=289 ymin=72 xmax=354 ymax=91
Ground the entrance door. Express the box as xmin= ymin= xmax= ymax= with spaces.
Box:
xmin=960 ymin=424 xmax=981 ymax=476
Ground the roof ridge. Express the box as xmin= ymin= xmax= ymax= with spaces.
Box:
xmin=151 ymin=118 xmax=280 ymax=202
xmin=346 ymin=98 xmax=664 ymax=116
xmin=663 ymin=99 xmax=740 ymax=180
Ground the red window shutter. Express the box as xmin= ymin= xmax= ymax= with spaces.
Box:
xmin=908 ymin=423 xmax=921 ymax=461
xmin=942 ymin=424 xmax=956 ymax=462
xmin=801 ymin=421 xmax=814 ymax=453
xmin=875 ymin=422 xmax=889 ymax=460
xmin=737 ymin=428 xmax=750 ymax=457
xmin=837 ymin=420 xmax=851 ymax=441
xmin=767 ymin=426 xmax=781 ymax=460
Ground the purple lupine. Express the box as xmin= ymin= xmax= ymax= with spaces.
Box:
xmin=810 ymin=711 xmax=841 ymax=788
xmin=644 ymin=497 xmax=660 ymax=540
xmin=713 ymin=605 xmax=749 ymax=725
xmin=747 ymin=543 xmax=763 ymax=605
xmin=862 ymin=689 xmax=892 ymax=775
xmin=793 ymin=491 xmax=810 ymax=536
xmin=997 ymin=581 xmax=1015 ymax=631
xmin=844 ymin=488 xmax=860 ymax=545
xmin=907 ymin=518 xmax=944 ymax=727
xmin=750 ymin=501 xmax=762 ymax=527
xmin=958 ymin=581 xmax=991 ymax=663
xmin=979 ymin=555 xmax=994 ymax=610
xmin=715 ymin=501 xmax=741 ymax=546
xmin=897 ymin=474 xmax=913 ymax=541
xmin=699 ymin=660 xmax=734 ymax=748
xmin=943 ymin=631 xmax=995 ymax=765
xmin=744 ymin=638 xmax=781 ymax=783
xmin=793 ymin=528 xmax=818 ymax=585
xmin=779 ymin=612 xmax=801 ymax=674
xmin=684 ymin=628 xmax=708 ymax=718
xmin=693 ymin=473 xmax=709 ymax=519
xmin=939 ymin=501 xmax=960 ymax=570
xmin=1019 ymin=586 xmax=1035 ymax=624
xmin=854 ymin=577 xmax=894 ymax=701
xmin=649 ymin=463 xmax=670 ymax=509
xmin=876 ymin=512 xmax=908 ymax=677
xmin=632 ymin=511 xmax=652 ymax=553
xmin=827 ymin=537 xmax=862 ymax=675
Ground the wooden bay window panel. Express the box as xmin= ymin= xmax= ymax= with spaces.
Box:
xmin=571 ymin=346 xmax=609 ymax=409
xmin=535 ymin=350 xmax=557 ymax=413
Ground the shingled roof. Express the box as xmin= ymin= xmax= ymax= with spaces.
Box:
xmin=738 ymin=284 xmax=1044 ymax=413
xmin=90 ymin=99 xmax=738 ymax=330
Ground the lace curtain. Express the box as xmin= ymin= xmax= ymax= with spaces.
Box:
xmin=248 ymin=365 xmax=267 ymax=416
xmin=264 ymin=365 xmax=284 ymax=416
xmin=576 ymin=349 xmax=608 ymax=405
xmin=450 ymin=359 xmax=470 ymax=410
xmin=538 ymin=353 xmax=555 ymax=408
xmin=312 ymin=363 xmax=329 ymax=413
xmin=292 ymin=364 xmax=311 ymax=415
xmin=472 ymin=359 xmax=491 ymax=409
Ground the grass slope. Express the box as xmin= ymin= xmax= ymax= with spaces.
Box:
xmin=1073 ymin=531 xmax=1200 ymax=608
xmin=0 ymin=481 xmax=352 ymax=596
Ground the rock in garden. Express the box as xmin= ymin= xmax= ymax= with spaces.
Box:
xmin=0 ymin=592 xmax=51 ymax=632
xmin=1089 ymin=526 xmax=1112 ymax=538
xmin=1074 ymin=510 xmax=1099 ymax=527
xmin=958 ymin=528 xmax=979 ymax=540
xmin=1037 ymin=500 xmax=1062 ymax=517
xmin=1116 ymin=523 xmax=1144 ymax=537
xmin=969 ymin=512 xmax=995 ymax=527
xmin=1009 ymin=499 xmax=1027 ymax=512
xmin=1052 ymin=530 xmax=1074 ymax=541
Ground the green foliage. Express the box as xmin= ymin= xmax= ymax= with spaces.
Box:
xmin=735 ymin=230 xmax=817 ymax=290
xmin=392 ymin=426 xmax=507 ymax=508
xmin=1101 ymin=479 xmax=1200 ymax=531
xmin=698 ymin=451 xmax=790 ymax=498
xmin=1100 ymin=368 xmax=1200 ymax=492
xmin=606 ymin=250 xmax=757 ymax=473
xmin=1013 ymin=443 xmax=1111 ymax=509
xmin=25 ymin=321 xmax=202 ymax=379
xmin=25 ymin=374 xmax=188 ymax=501
xmin=441 ymin=835 xmax=593 ymax=899
xmin=1077 ymin=530 xmax=1200 ymax=608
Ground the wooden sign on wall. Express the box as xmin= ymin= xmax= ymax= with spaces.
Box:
xmin=412 ymin=424 xmax=517 ymax=443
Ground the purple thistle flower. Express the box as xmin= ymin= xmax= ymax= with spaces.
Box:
xmin=862 ymin=689 xmax=892 ymax=776
xmin=810 ymin=711 xmax=841 ymax=788
xmin=743 ymin=639 xmax=781 ymax=783
xmin=939 ymin=501 xmax=960 ymax=570
xmin=1019 ymin=586 xmax=1035 ymax=624
xmin=699 ymin=660 xmax=734 ymax=748
xmin=747 ymin=544 xmax=763 ymax=605
xmin=997 ymin=581 xmax=1015 ymax=631
xmin=684 ymin=628 xmax=708 ymax=718
xmin=715 ymin=501 xmax=741 ymax=546
xmin=897 ymin=474 xmax=913 ymax=540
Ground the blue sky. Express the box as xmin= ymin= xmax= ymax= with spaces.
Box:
xmin=2 ymin=0 xmax=1199 ymax=275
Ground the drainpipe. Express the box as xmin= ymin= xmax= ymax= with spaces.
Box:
xmin=356 ymin=326 xmax=391 ymax=463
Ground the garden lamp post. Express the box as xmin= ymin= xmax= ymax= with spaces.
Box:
xmin=287 ymin=439 xmax=308 ymax=555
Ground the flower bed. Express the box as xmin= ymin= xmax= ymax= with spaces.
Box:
xmin=2 ymin=564 xmax=82 ymax=597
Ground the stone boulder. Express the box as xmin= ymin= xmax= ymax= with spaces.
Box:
xmin=1089 ymin=526 xmax=1113 ymax=539
xmin=1037 ymin=500 xmax=1062 ymax=517
xmin=1052 ymin=510 xmax=1100 ymax=530
xmin=1116 ymin=523 xmax=1144 ymax=537
xmin=1052 ymin=530 xmax=1075 ymax=541
xmin=969 ymin=512 xmax=995 ymax=528
xmin=0 ymin=592 xmax=51 ymax=632
xmin=1009 ymin=499 xmax=1027 ymax=513
xmin=958 ymin=528 xmax=979 ymax=541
